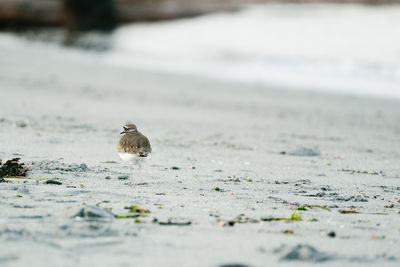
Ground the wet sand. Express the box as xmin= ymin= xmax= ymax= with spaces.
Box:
xmin=0 ymin=40 xmax=400 ymax=266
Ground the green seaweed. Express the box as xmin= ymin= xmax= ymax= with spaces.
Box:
xmin=214 ymin=186 xmax=220 ymax=191
xmin=117 ymin=214 xmax=140 ymax=219
xmin=154 ymin=203 xmax=163 ymax=209
xmin=338 ymin=209 xmax=358 ymax=214
xmin=261 ymin=211 xmax=302 ymax=222
xmin=290 ymin=211 xmax=302 ymax=221
xmin=124 ymin=204 xmax=150 ymax=213
xmin=309 ymin=218 xmax=318 ymax=222
xmin=297 ymin=206 xmax=307 ymax=211
xmin=17 ymin=194 xmax=22 ymax=197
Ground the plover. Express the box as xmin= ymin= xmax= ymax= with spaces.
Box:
xmin=117 ymin=124 xmax=151 ymax=184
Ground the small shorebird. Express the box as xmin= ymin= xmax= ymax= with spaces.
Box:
xmin=117 ymin=124 xmax=151 ymax=184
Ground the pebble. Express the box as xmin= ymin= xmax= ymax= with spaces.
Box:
xmin=74 ymin=206 xmax=115 ymax=220
xmin=44 ymin=180 xmax=62 ymax=185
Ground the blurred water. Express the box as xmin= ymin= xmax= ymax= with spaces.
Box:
xmin=0 ymin=4 xmax=399 ymax=98
xmin=106 ymin=4 xmax=400 ymax=98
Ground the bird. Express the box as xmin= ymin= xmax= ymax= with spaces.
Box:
xmin=117 ymin=123 xmax=152 ymax=184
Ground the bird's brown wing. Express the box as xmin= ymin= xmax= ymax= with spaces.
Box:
xmin=117 ymin=131 xmax=152 ymax=156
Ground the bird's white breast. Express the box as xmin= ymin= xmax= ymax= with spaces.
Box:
xmin=118 ymin=153 xmax=148 ymax=164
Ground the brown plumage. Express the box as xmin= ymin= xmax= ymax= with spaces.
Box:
xmin=117 ymin=124 xmax=152 ymax=156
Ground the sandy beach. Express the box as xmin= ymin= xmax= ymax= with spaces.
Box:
xmin=1 ymin=35 xmax=400 ymax=267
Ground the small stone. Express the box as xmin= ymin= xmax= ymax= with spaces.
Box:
xmin=118 ymin=175 xmax=129 ymax=180
xmin=74 ymin=206 xmax=115 ymax=219
xmin=16 ymin=121 xmax=28 ymax=128
xmin=105 ymin=176 xmax=111 ymax=180
xmin=79 ymin=163 xmax=88 ymax=171
xmin=44 ymin=180 xmax=62 ymax=185
xmin=171 ymin=166 xmax=180 ymax=170
xmin=327 ymin=231 xmax=336 ymax=238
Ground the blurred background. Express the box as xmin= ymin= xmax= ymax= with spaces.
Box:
xmin=0 ymin=0 xmax=399 ymax=98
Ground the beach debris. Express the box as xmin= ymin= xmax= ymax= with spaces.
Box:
xmin=105 ymin=176 xmax=111 ymax=180
xmin=153 ymin=217 xmax=192 ymax=226
xmin=74 ymin=206 xmax=115 ymax=220
xmin=0 ymin=158 xmax=28 ymax=179
xmin=299 ymin=205 xmax=331 ymax=211
xmin=283 ymin=230 xmax=294 ymax=235
xmin=0 ymin=177 xmax=12 ymax=183
xmin=171 ymin=166 xmax=180 ymax=170
xmin=15 ymin=121 xmax=28 ymax=128
xmin=218 ymin=214 xmax=259 ymax=227
xmin=309 ymin=218 xmax=318 ymax=222
xmin=214 ymin=186 xmax=221 ymax=191
xmin=116 ymin=214 xmax=140 ymax=219
xmin=275 ymin=244 xmax=334 ymax=262
xmin=44 ymin=179 xmax=62 ymax=185
xmin=117 ymin=204 xmax=151 ymax=220
xmin=289 ymin=147 xmax=321 ymax=157
xmin=118 ymin=175 xmax=129 ymax=180
xmin=340 ymin=168 xmax=383 ymax=176
xmin=124 ymin=204 xmax=150 ymax=214
xmin=327 ymin=231 xmax=336 ymax=238
xmin=261 ymin=211 xmax=302 ymax=222
xmin=17 ymin=194 xmax=23 ymax=197
xmin=370 ymin=233 xmax=386 ymax=240
xmin=338 ymin=209 xmax=358 ymax=214
xmin=154 ymin=203 xmax=163 ymax=209
xmin=219 ymin=220 xmax=236 ymax=227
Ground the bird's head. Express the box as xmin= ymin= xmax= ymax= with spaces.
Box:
xmin=121 ymin=124 xmax=137 ymax=135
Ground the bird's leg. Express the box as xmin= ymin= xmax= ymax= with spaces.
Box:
xmin=129 ymin=163 xmax=133 ymax=185
xmin=138 ymin=164 xmax=142 ymax=182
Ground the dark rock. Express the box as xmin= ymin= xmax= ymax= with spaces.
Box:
xmin=0 ymin=158 xmax=27 ymax=178
xmin=153 ymin=217 xmax=191 ymax=226
xmin=171 ymin=166 xmax=180 ymax=170
xmin=118 ymin=175 xmax=129 ymax=180
xmin=105 ymin=175 xmax=111 ymax=180
xmin=74 ymin=206 xmax=115 ymax=220
xmin=44 ymin=179 xmax=62 ymax=185
xmin=327 ymin=231 xmax=336 ymax=238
